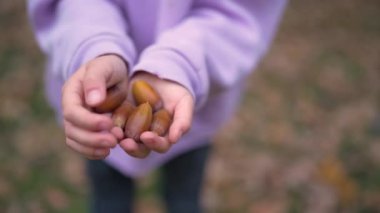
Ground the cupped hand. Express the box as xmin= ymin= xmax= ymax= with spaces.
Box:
xmin=62 ymin=54 xmax=128 ymax=160
xmin=118 ymin=71 xmax=194 ymax=158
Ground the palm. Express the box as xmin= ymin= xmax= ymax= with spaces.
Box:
xmin=118 ymin=71 xmax=194 ymax=158
xmin=130 ymin=72 xmax=193 ymax=116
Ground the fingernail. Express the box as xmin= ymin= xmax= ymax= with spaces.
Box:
xmin=105 ymin=140 xmax=117 ymax=148
xmin=173 ymin=130 xmax=183 ymax=143
xmin=99 ymin=122 xmax=110 ymax=130
xmin=95 ymin=149 xmax=105 ymax=156
xmin=101 ymin=141 xmax=110 ymax=147
xmin=87 ymin=90 xmax=101 ymax=105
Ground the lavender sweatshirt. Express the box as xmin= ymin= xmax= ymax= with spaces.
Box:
xmin=28 ymin=0 xmax=287 ymax=177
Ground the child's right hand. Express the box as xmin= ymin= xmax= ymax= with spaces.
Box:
xmin=61 ymin=54 xmax=128 ymax=160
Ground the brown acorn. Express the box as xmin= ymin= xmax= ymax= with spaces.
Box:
xmin=111 ymin=101 xmax=135 ymax=129
xmin=150 ymin=109 xmax=172 ymax=136
xmin=94 ymin=86 xmax=126 ymax=113
xmin=124 ymin=102 xmax=153 ymax=141
xmin=132 ymin=80 xmax=162 ymax=111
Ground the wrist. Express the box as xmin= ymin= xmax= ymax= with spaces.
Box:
xmin=66 ymin=36 xmax=136 ymax=80
xmin=96 ymin=54 xmax=129 ymax=76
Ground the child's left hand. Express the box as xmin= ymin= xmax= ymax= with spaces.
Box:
xmin=114 ymin=71 xmax=194 ymax=158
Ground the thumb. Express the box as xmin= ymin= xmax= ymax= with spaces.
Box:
xmin=83 ymin=55 xmax=128 ymax=106
xmin=83 ymin=61 xmax=109 ymax=107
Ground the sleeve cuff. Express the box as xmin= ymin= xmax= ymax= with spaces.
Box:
xmin=65 ymin=34 xmax=136 ymax=80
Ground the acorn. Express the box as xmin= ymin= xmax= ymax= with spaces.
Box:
xmin=94 ymin=86 xmax=126 ymax=113
xmin=111 ymin=101 xmax=135 ymax=129
xmin=124 ymin=102 xmax=153 ymax=141
xmin=132 ymin=80 xmax=162 ymax=111
xmin=150 ymin=109 xmax=172 ymax=136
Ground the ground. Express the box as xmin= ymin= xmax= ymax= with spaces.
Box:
xmin=0 ymin=1 xmax=379 ymax=212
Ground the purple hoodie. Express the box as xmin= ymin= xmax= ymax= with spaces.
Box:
xmin=28 ymin=0 xmax=287 ymax=177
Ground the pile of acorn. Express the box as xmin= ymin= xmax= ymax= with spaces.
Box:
xmin=93 ymin=80 xmax=172 ymax=141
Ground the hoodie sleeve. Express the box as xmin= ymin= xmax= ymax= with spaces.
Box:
xmin=132 ymin=0 xmax=287 ymax=109
xmin=27 ymin=0 xmax=137 ymax=80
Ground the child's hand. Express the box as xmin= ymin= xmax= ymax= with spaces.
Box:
xmin=118 ymin=72 xmax=194 ymax=158
xmin=62 ymin=54 xmax=128 ymax=160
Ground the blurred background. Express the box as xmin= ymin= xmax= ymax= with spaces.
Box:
xmin=0 ymin=0 xmax=379 ymax=212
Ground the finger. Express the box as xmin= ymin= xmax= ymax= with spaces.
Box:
xmin=83 ymin=56 xmax=128 ymax=106
xmin=63 ymin=106 xmax=113 ymax=131
xmin=66 ymin=138 xmax=110 ymax=160
xmin=64 ymin=122 xmax=117 ymax=148
xmin=119 ymin=138 xmax=151 ymax=158
xmin=168 ymin=95 xmax=194 ymax=144
xmin=140 ymin=131 xmax=171 ymax=153
xmin=62 ymin=73 xmax=113 ymax=131
xmin=110 ymin=126 xmax=124 ymax=140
